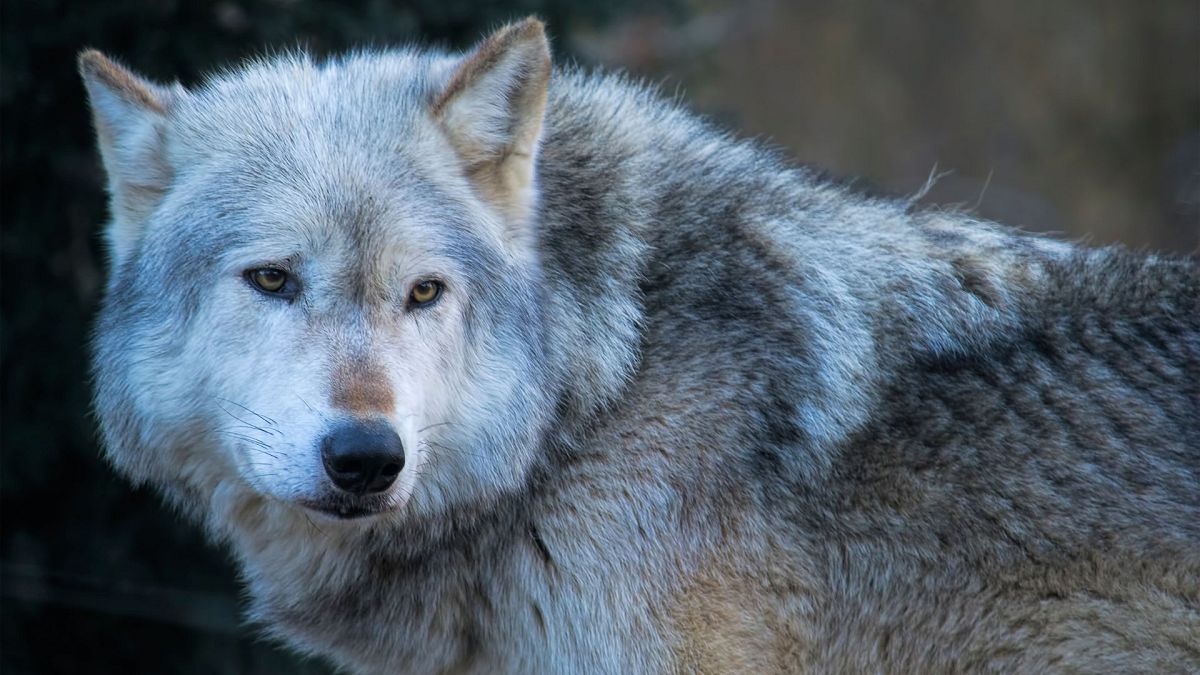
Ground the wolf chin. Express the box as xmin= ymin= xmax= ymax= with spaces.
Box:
xmin=82 ymin=18 xmax=1198 ymax=674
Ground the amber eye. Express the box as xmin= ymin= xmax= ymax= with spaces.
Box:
xmin=248 ymin=268 xmax=288 ymax=294
xmin=409 ymin=280 xmax=443 ymax=307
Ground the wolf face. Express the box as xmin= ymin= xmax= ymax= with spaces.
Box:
xmin=84 ymin=21 xmax=557 ymax=531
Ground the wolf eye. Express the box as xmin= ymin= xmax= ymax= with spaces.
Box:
xmin=247 ymin=268 xmax=290 ymax=295
xmin=408 ymin=280 xmax=443 ymax=307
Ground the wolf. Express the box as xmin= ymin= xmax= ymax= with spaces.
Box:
xmin=81 ymin=17 xmax=1198 ymax=674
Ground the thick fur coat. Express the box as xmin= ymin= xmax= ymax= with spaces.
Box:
xmin=83 ymin=18 xmax=1199 ymax=674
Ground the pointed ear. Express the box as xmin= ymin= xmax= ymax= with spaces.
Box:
xmin=432 ymin=18 xmax=551 ymax=227
xmin=79 ymin=50 xmax=178 ymax=268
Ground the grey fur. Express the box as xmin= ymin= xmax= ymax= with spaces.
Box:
xmin=84 ymin=20 xmax=1199 ymax=674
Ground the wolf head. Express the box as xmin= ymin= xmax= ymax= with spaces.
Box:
xmin=83 ymin=20 xmax=562 ymax=532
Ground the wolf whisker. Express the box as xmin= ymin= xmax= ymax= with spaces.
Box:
xmin=421 ymin=439 xmax=486 ymax=461
xmin=215 ymin=397 xmax=279 ymax=428
xmin=217 ymin=429 xmax=272 ymax=448
xmin=216 ymin=402 xmax=281 ymax=438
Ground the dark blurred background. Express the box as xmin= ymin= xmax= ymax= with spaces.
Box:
xmin=1 ymin=1 xmax=1196 ymax=672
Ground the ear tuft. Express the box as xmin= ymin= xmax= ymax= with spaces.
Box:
xmin=79 ymin=50 xmax=170 ymax=116
xmin=432 ymin=18 xmax=552 ymax=227
xmin=431 ymin=18 xmax=550 ymax=124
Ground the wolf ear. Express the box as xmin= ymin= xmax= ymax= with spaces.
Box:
xmin=432 ymin=18 xmax=552 ymax=228
xmin=79 ymin=50 xmax=178 ymax=268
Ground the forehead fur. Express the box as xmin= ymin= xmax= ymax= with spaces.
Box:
xmin=172 ymin=50 xmax=455 ymax=155
xmin=143 ymin=50 xmax=510 ymax=286
xmin=160 ymin=51 xmax=471 ymax=227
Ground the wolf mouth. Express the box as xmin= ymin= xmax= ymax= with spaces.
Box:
xmin=298 ymin=497 xmax=391 ymax=520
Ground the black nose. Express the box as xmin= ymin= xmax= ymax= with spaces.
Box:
xmin=320 ymin=420 xmax=404 ymax=495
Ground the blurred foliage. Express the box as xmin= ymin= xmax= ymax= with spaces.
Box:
xmin=0 ymin=1 xmax=679 ymax=672
xmin=584 ymin=1 xmax=1199 ymax=253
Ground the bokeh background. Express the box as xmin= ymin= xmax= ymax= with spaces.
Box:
xmin=2 ymin=1 xmax=1197 ymax=672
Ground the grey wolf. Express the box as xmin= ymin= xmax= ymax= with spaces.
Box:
xmin=81 ymin=17 xmax=1199 ymax=673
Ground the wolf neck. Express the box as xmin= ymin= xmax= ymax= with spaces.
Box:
xmin=535 ymin=71 xmax=1056 ymax=468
